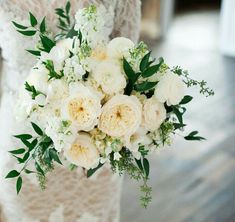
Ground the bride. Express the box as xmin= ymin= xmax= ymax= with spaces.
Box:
xmin=0 ymin=0 xmax=141 ymax=221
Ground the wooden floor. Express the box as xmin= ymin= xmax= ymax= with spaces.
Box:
xmin=121 ymin=10 xmax=235 ymax=222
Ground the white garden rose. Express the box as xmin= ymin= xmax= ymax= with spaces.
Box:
xmin=40 ymin=38 xmax=73 ymax=72
xmin=99 ymin=95 xmax=142 ymax=137
xmin=26 ymin=64 xmax=49 ymax=94
xmin=47 ymin=79 xmax=69 ymax=102
xmin=61 ymin=83 xmax=101 ymax=131
xmin=143 ymin=97 xmax=166 ymax=131
xmin=64 ymin=134 xmax=100 ymax=169
xmin=92 ymin=60 xmax=126 ymax=95
xmin=155 ymin=71 xmax=185 ymax=106
xmin=107 ymin=37 xmax=134 ymax=60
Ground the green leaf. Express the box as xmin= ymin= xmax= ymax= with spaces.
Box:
xmin=29 ymin=138 xmax=38 ymax=152
xmin=5 ymin=170 xmax=20 ymax=179
xmin=40 ymin=35 xmax=55 ymax=52
xmin=87 ymin=162 xmax=104 ymax=178
xmin=140 ymin=51 xmax=151 ymax=72
xmin=135 ymin=158 xmax=143 ymax=172
xmin=123 ymin=58 xmax=137 ymax=83
xmin=12 ymin=21 xmax=28 ymax=30
xmin=29 ymin=12 xmax=38 ymax=27
xmin=16 ymin=176 xmax=23 ymax=194
xmin=134 ymin=81 xmax=157 ymax=92
xmin=184 ymin=131 xmax=206 ymax=141
xmin=143 ymin=158 xmax=150 ymax=178
xmin=40 ymin=17 xmax=46 ymax=33
xmin=172 ymin=107 xmax=183 ymax=125
xmin=14 ymin=134 xmax=32 ymax=140
xmin=66 ymin=1 xmax=71 ymax=14
xmin=49 ymin=149 xmax=63 ymax=165
xmin=24 ymin=169 xmax=35 ymax=174
xmin=26 ymin=50 xmax=41 ymax=56
xmin=173 ymin=123 xmax=186 ymax=130
xmin=22 ymin=152 xmax=30 ymax=163
xmin=17 ymin=30 xmax=37 ymax=36
xmin=142 ymin=64 xmax=161 ymax=78
xmin=180 ymin=95 xmax=193 ymax=105
xmin=31 ymin=122 xmax=44 ymax=136
xmin=66 ymin=26 xmax=78 ymax=38
xmin=35 ymin=162 xmax=45 ymax=176
xmin=9 ymin=148 xmax=25 ymax=155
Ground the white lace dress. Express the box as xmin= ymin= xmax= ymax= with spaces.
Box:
xmin=0 ymin=0 xmax=141 ymax=221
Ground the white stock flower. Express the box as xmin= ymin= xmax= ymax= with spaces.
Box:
xmin=124 ymin=127 xmax=151 ymax=159
xmin=92 ymin=60 xmax=126 ymax=95
xmin=155 ymin=72 xmax=185 ymax=106
xmin=63 ymin=56 xmax=86 ymax=83
xmin=61 ymin=83 xmax=101 ymax=131
xmin=107 ymin=37 xmax=134 ymax=60
xmin=143 ymin=97 xmax=166 ymax=131
xmin=40 ymin=39 xmax=73 ymax=72
xmin=74 ymin=5 xmax=113 ymax=47
xmin=64 ymin=133 xmax=100 ymax=169
xmin=45 ymin=118 xmax=76 ymax=152
xmin=99 ymin=95 xmax=142 ymax=137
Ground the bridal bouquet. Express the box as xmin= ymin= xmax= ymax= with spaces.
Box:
xmin=6 ymin=2 xmax=214 ymax=207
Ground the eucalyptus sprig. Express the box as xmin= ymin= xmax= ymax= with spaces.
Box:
xmin=5 ymin=122 xmax=62 ymax=194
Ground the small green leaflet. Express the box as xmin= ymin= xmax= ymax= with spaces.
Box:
xmin=16 ymin=176 xmax=23 ymax=194
xmin=17 ymin=30 xmax=37 ymax=36
xmin=25 ymin=81 xmax=43 ymax=100
xmin=12 ymin=21 xmax=28 ymax=30
xmin=26 ymin=50 xmax=41 ymax=56
xmin=9 ymin=148 xmax=25 ymax=155
xmin=143 ymin=158 xmax=150 ymax=178
xmin=40 ymin=17 xmax=46 ymax=33
xmin=87 ymin=162 xmax=104 ymax=178
xmin=134 ymin=81 xmax=157 ymax=92
xmin=123 ymin=58 xmax=137 ymax=83
xmin=184 ymin=131 xmax=206 ymax=141
xmin=29 ymin=12 xmax=38 ymax=27
xmin=5 ymin=170 xmax=20 ymax=179
xmin=140 ymin=51 xmax=151 ymax=72
xmin=180 ymin=95 xmax=193 ymax=105
xmin=31 ymin=122 xmax=44 ymax=136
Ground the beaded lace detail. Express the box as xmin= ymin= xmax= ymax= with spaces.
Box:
xmin=0 ymin=1 xmax=141 ymax=221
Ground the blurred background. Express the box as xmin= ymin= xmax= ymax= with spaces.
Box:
xmin=121 ymin=0 xmax=235 ymax=221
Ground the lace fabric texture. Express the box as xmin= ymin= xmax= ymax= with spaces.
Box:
xmin=0 ymin=0 xmax=141 ymax=221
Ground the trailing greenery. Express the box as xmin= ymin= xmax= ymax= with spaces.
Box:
xmin=5 ymin=123 xmax=62 ymax=194
xmin=172 ymin=66 xmax=215 ymax=97
xmin=109 ymin=148 xmax=152 ymax=208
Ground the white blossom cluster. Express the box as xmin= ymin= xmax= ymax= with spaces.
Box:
xmin=16 ymin=5 xmax=185 ymax=170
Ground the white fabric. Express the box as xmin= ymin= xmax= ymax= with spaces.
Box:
xmin=0 ymin=0 xmax=141 ymax=221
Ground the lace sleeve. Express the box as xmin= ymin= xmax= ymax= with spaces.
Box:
xmin=112 ymin=0 xmax=141 ymax=43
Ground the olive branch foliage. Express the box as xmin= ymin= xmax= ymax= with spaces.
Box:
xmin=8 ymin=1 xmax=213 ymax=208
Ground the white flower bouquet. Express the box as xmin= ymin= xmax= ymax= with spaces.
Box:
xmin=6 ymin=2 xmax=214 ymax=207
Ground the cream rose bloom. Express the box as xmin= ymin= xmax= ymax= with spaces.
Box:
xmin=92 ymin=60 xmax=126 ymax=95
xmin=99 ymin=95 xmax=142 ymax=137
xmin=107 ymin=37 xmax=134 ymax=59
xmin=61 ymin=83 xmax=101 ymax=131
xmin=64 ymin=134 xmax=100 ymax=169
xmin=155 ymin=71 xmax=185 ymax=106
xmin=143 ymin=97 xmax=166 ymax=131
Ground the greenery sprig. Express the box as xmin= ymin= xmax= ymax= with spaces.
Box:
xmin=12 ymin=12 xmax=55 ymax=56
xmin=25 ymin=82 xmax=45 ymax=100
xmin=172 ymin=66 xmax=215 ymax=97
xmin=5 ymin=123 xmax=62 ymax=194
